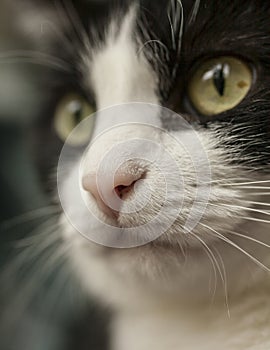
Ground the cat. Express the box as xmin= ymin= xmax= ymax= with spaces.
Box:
xmin=2 ymin=0 xmax=270 ymax=349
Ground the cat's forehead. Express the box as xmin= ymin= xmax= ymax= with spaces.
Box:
xmin=19 ymin=1 xmax=269 ymax=67
xmin=76 ymin=0 xmax=268 ymax=94
xmin=13 ymin=0 xmax=270 ymax=167
xmin=76 ymin=0 xmax=269 ymax=77
xmin=77 ymin=0 xmax=268 ymax=30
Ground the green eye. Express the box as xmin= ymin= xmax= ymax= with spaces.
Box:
xmin=188 ymin=57 xmax=253 ymax=116
xmin=54 ymin=93 xmax=96 ymax=146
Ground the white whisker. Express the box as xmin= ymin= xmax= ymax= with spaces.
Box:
xmin=1 ymin=242 xmax=70 ymax=330
xmin=188 ymin=0 xmax=201 ymax=25
xmin=242 ymin=200 xmax=270 ymax=208
xmin=0 ymin=205 xmax=60 ymax=230
xmin=210 ymin=203 xmax=270 ymax=217
xmin=190 ymin=232 xmax=219 ymax=299
xmin=211 ymin=246 xmax=230 ymax=317
xmin=138 ymin=40 xmax=170 ymax=56
xmin=168 ymin=0 xmax=184 ymax=76
xmin=246 ymin=192 xmax=270 ymax=196
xmin=227 ymin=230 xmax=270 ymax=249
xmin=222 ymin=180 xmax=270 ymax=186
xmin=194 ymin=201 xmax=270 ymax=218
xmin=0 ymin=50 xmax=71 ymax=71
xmin=200 ymin=223 xmax=270 ymax=273
xmin=2 ymin=225 xmax=61 ymax=281
xmin=235 ymin=216 xmax=270 ymax=224
xmin=230 ymin=186 xmax=270 ymax=190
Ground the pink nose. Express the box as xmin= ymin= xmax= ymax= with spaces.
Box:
xmin=82 ymin=169 xmax=143 ymax=218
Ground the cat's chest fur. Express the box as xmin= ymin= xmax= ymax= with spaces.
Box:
xmin=113 ymin=296 xmax=270 ymax=350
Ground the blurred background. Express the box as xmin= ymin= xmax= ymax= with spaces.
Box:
xmin=0 ymin=1 xmax=109 ymax=349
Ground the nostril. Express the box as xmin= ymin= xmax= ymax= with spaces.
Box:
xmin=114 ymin=182 xmax=136 ymax=199
xmin=82 ymin=168 xmax=147 ymax=218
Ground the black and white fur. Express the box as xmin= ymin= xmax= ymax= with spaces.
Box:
xmin=4 ymin=1 xmax=270 ymax=349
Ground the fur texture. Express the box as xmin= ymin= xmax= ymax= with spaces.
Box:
xmin=4 ymin=1 xmax=270 ymax=349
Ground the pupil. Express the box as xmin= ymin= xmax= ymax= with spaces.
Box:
xmin=69 ymin=100 xmax=83 ymax=125
xmin=213 ymin=64 xmax=226 ymax=97
xmin=73 ymin=107 xmax=82 ymax=125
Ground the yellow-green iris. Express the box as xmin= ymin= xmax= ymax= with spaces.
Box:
xmin=54 ymin=93 xmax=96 ymax=146
xmin=188 ymin=57 xmax=252 ymax=116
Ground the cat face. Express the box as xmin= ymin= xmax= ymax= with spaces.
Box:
xmin=13 ymin=0 xmax=270 ymax=303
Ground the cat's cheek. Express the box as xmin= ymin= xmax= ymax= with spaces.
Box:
xmin=57 ymin=125 xmax=270 ymax=306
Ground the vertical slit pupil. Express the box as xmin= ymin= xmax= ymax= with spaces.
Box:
xmin=70 ymin=101 xmax=83 ymax=126
xmin=213 ymin=64 xmax=226 ymax=97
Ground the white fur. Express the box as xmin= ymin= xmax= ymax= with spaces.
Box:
xmin=59 ymin=8 xmax=270 ymax=350
xmin=85 ymin=9 xmax=159 ymax=109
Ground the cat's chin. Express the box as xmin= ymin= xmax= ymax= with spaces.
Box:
xmin=61 ymin=211 xmax=268 ymax=308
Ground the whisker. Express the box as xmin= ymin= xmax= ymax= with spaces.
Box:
xmin=1 ymin=241 xmax=71 ymax=330
xmin=167 ymin=1 xmax=177 ymax=50
xmin=206 ymin=178 xmax=270 ymax=187
xmin=170 ymin=227 xmax=187 ymax=260
xmin=36 ymin=239 xmax=71 ymax=274
xmin=229 ymin=186 xmax=270 ymax=190
xmin=35 ymin=262 xmax=71 ymax=318
xmin=167 ymin=0 xmax=184 ymax=76
xmin=0 ymin=50 xmax=72 ymax=71
xmin=1 ymin=224 xmax=61 ymax=282
xmin=15 ymin=226 xmax=61 ymax=259
xmin=209 ymin=177 xmax=252 ymax=185
xmin=12 ymin=216 xmax=61 ymax=249
xmin=188 ymin=0 xmax=201 ymax=25
xmin=1 ymin=220 xmax=69 ymax=296
xmin=199 ymin=223 xmax=270 ymax=273
xmin=211 ymin=246 xmax=230 ymax=317
xmin=189 ymin=232 xmax=219 ymax=299
xmin=227 ymin=230 xmax=270 ymax=249
xmin=221 ymin=180 xmax=270 ymax=187
xmin=234 ymin=216 xmax=270 ymax=225
xmin=242 ymin=200 xmax=270 ymax=208
xmin=0 ymin=205 xmax=60 ymax=230
xmin=209 ymin=203 xmax=270 ymax=217
xmin=137 ymin=40 xmax=170 ymax=56
xmin=246 ymin=192 xmax=270 ymax=196
xmin=193 ymin=201 xmax=270 ymax=218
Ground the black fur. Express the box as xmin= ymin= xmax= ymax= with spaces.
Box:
xmin=1 ymin=1 xmax=270 ymax=350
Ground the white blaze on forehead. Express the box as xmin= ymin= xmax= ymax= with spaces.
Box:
xmin=89 ymin=7 xmax=159 ymax=109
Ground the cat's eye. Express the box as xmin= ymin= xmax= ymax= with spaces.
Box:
xmin=188 ymin=57 xmax=253 ymax=116
xmin=54 ymin=93 xmax=96 ymax=146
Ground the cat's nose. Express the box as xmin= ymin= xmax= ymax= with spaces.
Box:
xmin=82 ymin=169 xmax=143 ymax=218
